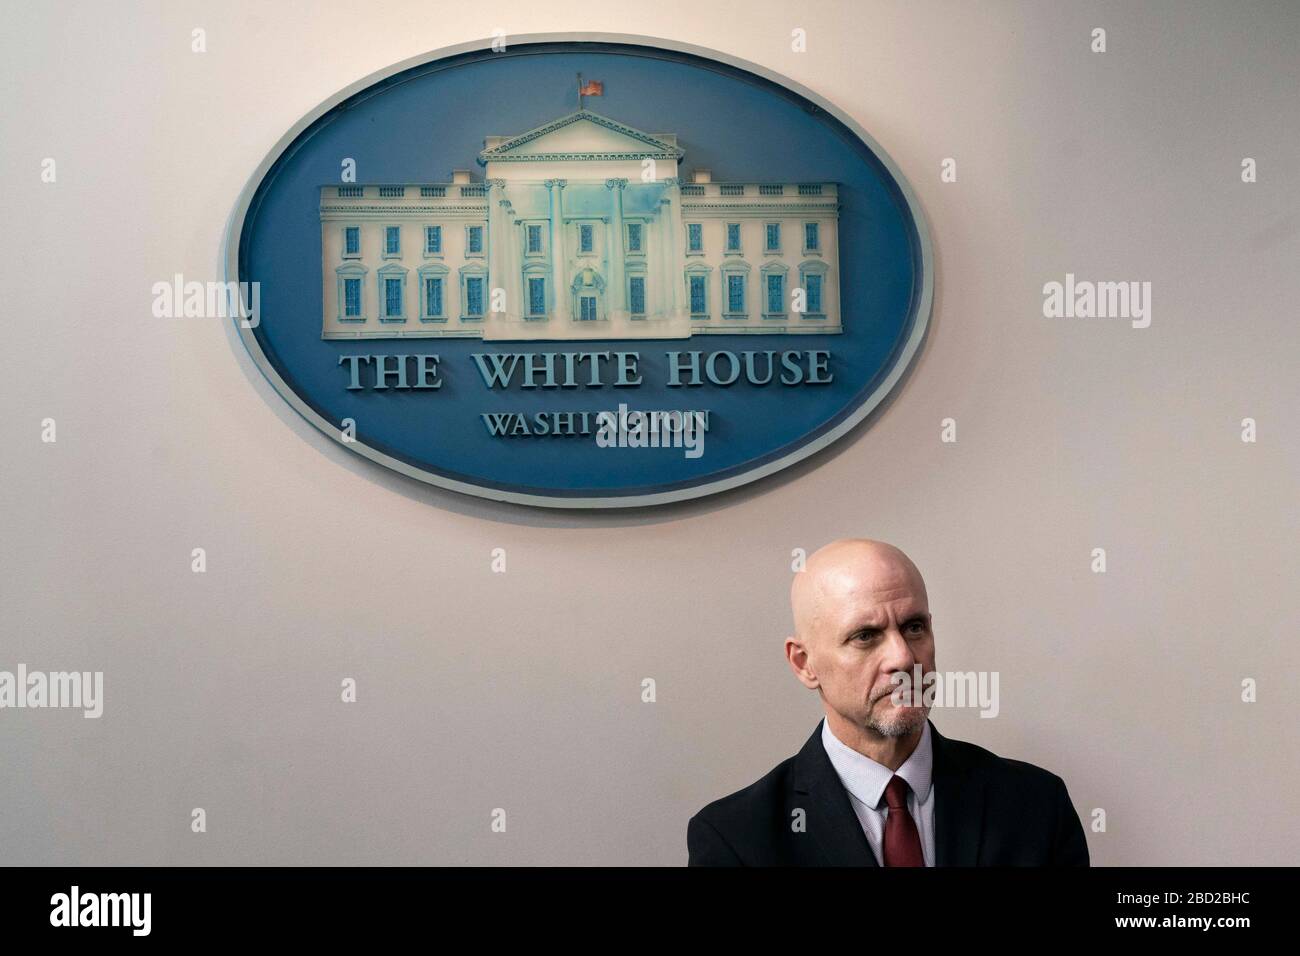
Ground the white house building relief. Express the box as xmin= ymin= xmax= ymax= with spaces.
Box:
xmin=319 ymin=108 xmax=841 ymax=341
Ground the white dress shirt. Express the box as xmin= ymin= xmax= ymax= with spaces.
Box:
xmin=820 ymin=717 xmax=936 ymax=866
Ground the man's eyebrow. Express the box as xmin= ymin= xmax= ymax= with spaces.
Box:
xmin=843 ymin=620 xmax=885 ymax=638
xmin=843 ymin=611 xmax=930 ymax=636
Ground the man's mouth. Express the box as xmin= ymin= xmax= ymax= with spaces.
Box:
xmin=874 ymin=686 xmax=920 ymax=705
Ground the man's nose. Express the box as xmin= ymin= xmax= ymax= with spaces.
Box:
xmin=879 ymin=629 xmax=917 ymax=670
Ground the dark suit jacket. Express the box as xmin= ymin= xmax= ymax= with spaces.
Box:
xmin=688 ymin=719 xmax=1089 ymax=866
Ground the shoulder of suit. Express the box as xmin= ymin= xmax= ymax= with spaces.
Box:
xmin=940 ymin=731 xmax=1068 ymax=793
xmin=689 ymin=752 xmax=797 ymax=827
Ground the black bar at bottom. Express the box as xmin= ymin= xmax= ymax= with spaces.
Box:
xmin=0 ymin=866 xmax=1288 ymax=941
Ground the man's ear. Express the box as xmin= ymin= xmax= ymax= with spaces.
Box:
xmin=785 ymin=636 xmax=819 ymax=690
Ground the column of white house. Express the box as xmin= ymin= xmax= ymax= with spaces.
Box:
xmin=544 ymin=180 xmax=558 ymax=318
xmin=501 ymin=199 xmax=521 ymax=323
xmin=664 ymin=178 xmax=684 ymax=319
xmin=486 ymin=179 xmax=507 ymax=320
xmin=656 ymin=197 xmax=672 ymax=319
xmin=546 ymin=179 xmax=567 ymax=318
xmin=606 ymin=178 xmax=627 ymax=317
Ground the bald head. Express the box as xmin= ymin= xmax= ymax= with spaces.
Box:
xmin=791 ymin=539 xmax=928 ymax=640
xmin=785 ymin=539 xmax=935 ymax=750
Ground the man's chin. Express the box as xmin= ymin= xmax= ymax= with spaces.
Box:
xmin=867 ymin=705 xmax=929 ymax=738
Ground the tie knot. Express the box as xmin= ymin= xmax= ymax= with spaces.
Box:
xmin=883 ymin=775 xmax=911 ymax=810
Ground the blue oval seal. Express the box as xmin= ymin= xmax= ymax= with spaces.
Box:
xmin=225 ymin=34 xmax=933 ymax=508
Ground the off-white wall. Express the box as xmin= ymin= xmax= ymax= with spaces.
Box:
xmin=1 ymin=0 xmax=1296 ymax=865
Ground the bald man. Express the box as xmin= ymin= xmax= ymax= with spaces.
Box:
xmin=687 ymin=539 xmax=1089 ymax=866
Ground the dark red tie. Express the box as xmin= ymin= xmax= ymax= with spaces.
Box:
xmin=882 ymin=775 xmax=924 ymax=867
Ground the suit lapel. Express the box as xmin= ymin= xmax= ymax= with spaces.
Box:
xmin=792 ymin=720 xmax=878 ymax=867
xmin=929 ymin=720 xmax=985 ymax=866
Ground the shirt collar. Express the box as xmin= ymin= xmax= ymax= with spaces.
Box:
xmin=820 ymin=716 xmax=933 ymax=810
